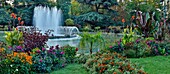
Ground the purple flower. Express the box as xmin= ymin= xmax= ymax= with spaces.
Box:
xmin=52 ymin=52 xmax=56 ymax=55
xmin=155 ymin=49 xmax=158 ymax=53
xmin=42 ymin=48 xmax=45 ymax=51
xmin=17 ymin=46 xmax=22 ymax=49
xmin=136 ymin=39 xmax=140 ymax=43
xmin=60 ymin=51 xmax=64 ymax=55
xmin=36 ymin=50 xmax=41 ymax=53
xmin=39 ymin=59 xmax=43 ymax=62
xmin=109 ymin=46 xmax=113 ymax=48
xmin=118 ymin=42 xmax=120 ymax=46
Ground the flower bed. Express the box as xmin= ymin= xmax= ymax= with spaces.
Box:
xmin=84 ymin=51 xmax=146 ymax=74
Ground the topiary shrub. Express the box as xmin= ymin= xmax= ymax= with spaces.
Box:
xmin=65 ymin=18 xmax=74 ymax=26
xmin=84 ymin=51 xmax=146 ymax=74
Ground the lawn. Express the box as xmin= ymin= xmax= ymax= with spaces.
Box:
xmin=130 ymin=56 xmax=170 ymax=74
xmin=52 ymin=56 xmax=170 ymax=74
xmin=51 ymin=64 xmax=88 ymax=74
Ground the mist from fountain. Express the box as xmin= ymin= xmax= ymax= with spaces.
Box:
xmin=33 ymin=6 xmax=63 ymax=35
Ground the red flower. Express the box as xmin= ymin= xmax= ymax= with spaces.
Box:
xmin=18 ymin=17 xmax=21 ymax=21
xmin=20 ymin=21 xmax=24 ymax=25
xmin=11 ymin=13 xmax=16 ymax=19
xmin=76 ymin=48 xmax=78 ymax=51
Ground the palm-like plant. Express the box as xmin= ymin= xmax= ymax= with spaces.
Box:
xmin=135 ymin=11 xmax=159 ymax=38
xmin=79 ymin=32 xmax=104 ymax=54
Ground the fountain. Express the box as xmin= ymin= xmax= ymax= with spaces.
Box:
xmin=32 ymin=6 xmax=81 ymax=47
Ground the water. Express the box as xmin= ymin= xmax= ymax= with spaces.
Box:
xmin=33 ymin=6 xmax=81 ymax=47
xmin=33 ymin=6 xmax=63 ymax=35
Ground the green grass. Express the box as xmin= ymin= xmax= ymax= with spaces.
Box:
xmin=51 ymin=64 xmax=88 ymax=74
xmin=130 ymin=56 xmax=170 ymax=74
xmin=51 ymin=56 xmax=170 ymax=74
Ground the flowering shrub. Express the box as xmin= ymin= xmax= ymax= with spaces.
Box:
xmin=31 ymin=45 xmax=65 ymax=73
xmin=10 ymin=13 xmax=24 ymax=27
xmin=74 ymin=54 xmax=91 ymax=64
xmin=23 ymin=31 xmax=48 ymax=52
xmin=145 ymin=40 xmax=166 ymax=56
xmin=108 ymin=37 xmax=168 ymax=58
xmin=84 ymin=51 xmax=146 ymax=74
xmin=62 ymin=45 xmax=78 ymax=63
xmin=0 ymin=51 xmax=34 ymax=74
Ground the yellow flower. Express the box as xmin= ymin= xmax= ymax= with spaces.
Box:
xmin=0 ymin=48 xmax=5 ymax=52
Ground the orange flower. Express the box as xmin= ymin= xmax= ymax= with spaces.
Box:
xmin=18 ymin=17 xmax=21 ymax=21
xmin=113 ymin=72 xmax=117 ymax=74
xmin=131 ymin=15 xmax=135 ymax=20
xmin=13 ymin=52 xmax=18 ymax=57
xmin=16 ymin=28 xmax=18 ymax=30
xmin=11 ymin=13 xmax=16 ymax=19
xmin=26 ymin=56 xmax=32 ymax=64
xmin=122 ymin=18 xmax=125 ymax=23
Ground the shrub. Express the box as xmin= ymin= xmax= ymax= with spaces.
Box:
xmin=107 ymin=38 xmax=168 ymax=58
xmin=5 ymin=29 xmax=23 ymax=46
xmin=31 ymin=45 xmax=65 ymax=73
xmin=0 ymin=51 xmax=34 ymax=74
xmin=23 ymin=31 xmax=48 ymax=52
xmin=84 ymin=51 xmax=146 ymax=74
xmin=65 ymin=18 xmax=74 ymax=26
xmin=62 ymin=45 xmax=78 ymax=63
xmin=74 ymin=54 xmax=91 ymax=64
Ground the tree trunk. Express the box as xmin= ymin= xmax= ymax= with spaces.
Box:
xmin=90 ymin=42 xmax=93 ymax=54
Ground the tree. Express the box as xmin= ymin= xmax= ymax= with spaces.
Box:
xmin=77 ymin=0 xmax=118 ymax=13
xmin=79 ymin=32 xmax=104 ymax=54
xmin=74 ymin=0 xmax=118 ymax=27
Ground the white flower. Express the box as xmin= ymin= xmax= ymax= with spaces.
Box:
xmin=16 ymin=69 xmax=18 ymax=71
xmin=10 ymin=65 xmax=13 ymax=67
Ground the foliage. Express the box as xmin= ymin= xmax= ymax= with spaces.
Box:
xmin=65 ymin=18 xmax=74 ymax=26
xmin=75 ymin=12 xmax=112 ymax=26
xmin=23 ymin=31 xmax=48 ymax=52
xmin=69 ymin=0 xmax=81 ymax=16
xmin=31 ymin=45 xmax=65 ymax=73
xmin=5 ymin=29 xmax=23 ymax=46
xmin=108 ymin=37 xmax=169 ymax=58
xmin=77 ymin=0 xmax=118 ymax=12
xmin=0 ymin=8 xmax=11 ymax=24
xmin=62 ymin=45 xmax=78 ymax=63
xmin=74 ymin=54 xmax=91 ymax=64
xmin=125 ymin=0 xmax=162 ymax=13
xmin=135 ymin=11 xmax=160 ymax=38
xmin=0 ymin=51 xmax=34 ymax=74
xmin=79 ymin=32 xmax=104 ymax=54
xmin=122 ymin=27 xmax=136 ymax=45
xmin=84 ymin=51 xmax=146 ymax=74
